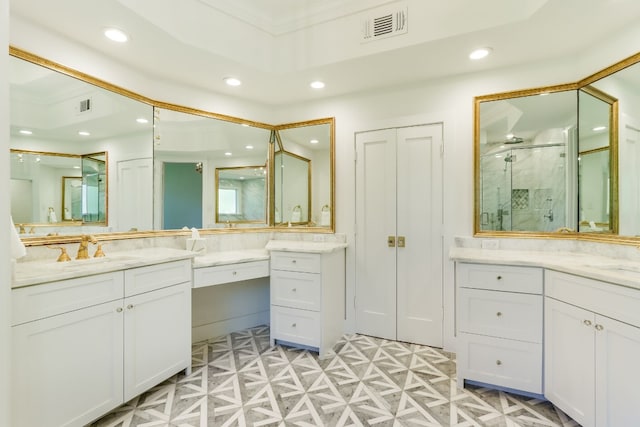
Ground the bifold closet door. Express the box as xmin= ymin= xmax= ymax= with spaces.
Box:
xmin=355 ymin=124 xmax=443 ymax=347
xmin=355 ymin=129 xmax=398 ymax=340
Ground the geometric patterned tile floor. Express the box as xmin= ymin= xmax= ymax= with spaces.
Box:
xmin=90 ymin=325 xmax=580 ymax=427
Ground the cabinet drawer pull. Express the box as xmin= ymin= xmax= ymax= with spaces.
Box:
xmin=595 ymin=324 xmax=604 ymax=331
xmin=292 ymin=288 xmax=297 ymax=292
xmin=496 ymin=360 xmax=502 ymax=366
xmin=232 ymin=271 xmax=237 ymax=275
xmin=127 ymin=304 xmax=134 ymax=310
xmin=583 ymin=319 xmax=592 ymax=326
xmin=291 ymin=323 xmax=297 ymax=328
xmin=496 ymin=311 xmax=503 ymax=317
xmin=116 ymin=307 xmax=123 ymax=313
xmin=292 ymin=260 xmax=297 ymax=264
xmin=496 ymin=275 xmax=502 ymax=280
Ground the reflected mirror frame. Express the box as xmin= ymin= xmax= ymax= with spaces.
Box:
xmin=270 ymin=117 xmax=335 ymax=230
xmin=214 ymin=165 xmax=268 ymax=225
xmin=62 ymin=176 xmax=83 ymax=222
xmin=9 ymin=47 xmax=336 ymax=245
xmin=577 ymin=85 xmax=619 ymax=235
xmin=81 ymin=151 xmax=109 ymax=225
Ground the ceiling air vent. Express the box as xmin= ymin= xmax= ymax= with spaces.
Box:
xmin=78 ymin=98 xmax=92 ymax=113
xmin=362 ymin=5 xmax=407 ymax=43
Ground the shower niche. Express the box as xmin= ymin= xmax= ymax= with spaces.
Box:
xmin=477 ymin=90 xmax=579 ymax=233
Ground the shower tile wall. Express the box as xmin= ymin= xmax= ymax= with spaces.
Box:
xmin=481 ymin=145 xmax=566 ymax=232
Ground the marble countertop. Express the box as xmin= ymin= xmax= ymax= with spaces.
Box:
xmin=265 ymin=239 xmax=348 ymax=253
xmin=192 ymin=249 xmax=270 ymax=268
xmin=450 ymin=247 xmax=640 ymax=291
xmin=12 ymin=247 xmax=195 ymax=289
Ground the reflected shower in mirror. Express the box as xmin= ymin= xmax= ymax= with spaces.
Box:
xmin=477 ymin=90 xmax=578 ymax=233
xmin=153 ymin=107 xmax=271 ymax=229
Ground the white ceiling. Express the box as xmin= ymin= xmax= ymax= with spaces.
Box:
xmin=9 ymin=0 xmax=640 ymax=106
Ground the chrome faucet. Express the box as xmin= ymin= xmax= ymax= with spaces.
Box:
xmin=76 ymin=235 xmax=97 ymax=260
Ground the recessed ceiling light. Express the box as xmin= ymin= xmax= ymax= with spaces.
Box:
xmin=469 ymin=47 xmax=492 ymax=60
xmin=224 ymin=152 xmax=232 ymax=156
xmin=104 ymin=28 xmax=129 ymax=43
xmin=593 ymin=126 xmax=607 ymax=131
xmin=73 ymin=166 xmax=81 ymax=169
xmin=245 ymin=145 xmax=254 ymax=150
xmin=78 ymin=131 xmax=90 ymax=136
xmin=506 ymin=133 xmax=514 ymax=139
xmin=241 ymin=123 xmax=250 ymax=127
xmin=136 ymin=118 xmax=149 ymax=124
xmin=310 ymin=139 xmax=319 ymax=144
xmin=310 ymin=81 xmax=325 ymax=89
xmin=19 ymin=129 xmax=33 ymax=135
xmin=224 ymin=77 xmax=242 ymax=87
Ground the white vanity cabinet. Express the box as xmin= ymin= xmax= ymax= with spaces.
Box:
xmin=455 ymin=262 xmax=543 ymax=394
xmin=545 ymin=270 xmax=640 ymax=427
xmin=11 ymin=259 xmax=192 ymax=427
xmin=269 ymin=249 xmax=345 ymax=358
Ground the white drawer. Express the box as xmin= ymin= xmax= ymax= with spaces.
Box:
xmin=459 ymin=288 xmax=542 ymax=343
xmin=456 ymin=263 xmax=542 ymax=294
xmin=546 ymin=270 xmax=640 ymax=328
xmin=12 ymin=272 xmax=124 ymax=326
xmin=125 ymin=259 xmax=191 ymax=297
xmin=271 ymin=270 xmax=321 ymax=311
xmin=271 ymin=305 xmax=320 ymax=347
xmin=193 ymin=260 xmax=269 ymax=288
xmin=271 ymin=251 xmax=321 ymax=273
xmin=457 ymin=332 xmax=542 ymax=394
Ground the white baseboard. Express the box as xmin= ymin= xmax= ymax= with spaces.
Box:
xmin=192 ymin=310 xmax=270 ymax=343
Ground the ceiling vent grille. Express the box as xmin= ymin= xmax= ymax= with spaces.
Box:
xmin=78 ymin=98 xmax=92 ymax=114
xmin=362 ymin=6 xmax=407 ymax=42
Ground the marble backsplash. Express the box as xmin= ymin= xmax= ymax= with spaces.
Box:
xmin=17 ymin=231 xmax=347 ymax=263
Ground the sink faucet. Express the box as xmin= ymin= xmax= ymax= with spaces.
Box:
xmin=76 ymin=235 xmax=97 ymax=260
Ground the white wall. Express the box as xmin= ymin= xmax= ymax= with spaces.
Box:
xmin=1 ymin=0 xmax=10 ymax=424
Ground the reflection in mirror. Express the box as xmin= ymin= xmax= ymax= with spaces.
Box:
xmin=10 ymin=150 xmax=81 ymax=229
xmin=215 ymin=166 xmax=267 ymax=224
xmin=62 ymin=176 xmax=82 ymax=220
xmin=477 ymin=90 xmax=577 ymax=232
xmin=153 ymin=107 xmax=271 ymax=229
xmin=577 ymin=87 xmax=615 ymax=233
xmin=82 ymin=152 xmax=108 ymax=223
xmin=274 ymin=149 xmax=310 ymax=224
xmin=9 ymin=51 xmax=154 ymax=237
xmin=274 ymin=119 xmax=333 ymax=227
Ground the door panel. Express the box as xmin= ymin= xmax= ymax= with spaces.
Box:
xmin=396 ymin=125 xmax=443 ymax=346
xmin=355 ymin=129 xmax=397 ymax=340
xmin=355 ymin=124 xmax=443 ymax=346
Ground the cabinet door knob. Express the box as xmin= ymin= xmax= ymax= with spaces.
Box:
xmin=292 ymin=288 xmax=297 ymax=292
xmin=496 ymin=275 xmax=502 ymax=280
xmin=232 ymin=271 xmax=237 ymax=275
xmin=496 ymin=312 xmax=503 ymax=317
xmin=291 ymin=323 xmax=297 ymax=328
xmin=595 ymin=324 xmax=604 ymax=331
xmin=496 ymin=360 xmax=502 ymax=366
xmin=116 ymin=307 xmax=123 ymax=313
xmin=583 ymin=319 xmax=592 ymax=326
xmin=292 ymin=260 xmax=297 ymax=264
xmin=127 ymin=304 xmax=134 ymax=310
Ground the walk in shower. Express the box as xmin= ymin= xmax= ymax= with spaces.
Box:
xmin=480 ymin=138 xmax=571 ymax=232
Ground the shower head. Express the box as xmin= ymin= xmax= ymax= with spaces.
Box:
xmin=504 ymin=136 xmax=524 ymax=144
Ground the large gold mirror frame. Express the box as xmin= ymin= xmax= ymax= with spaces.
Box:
xmin=9 ymin=47 xmax=336 ymax=246
xmin=474 ymin=50 xmax=640 ymax=244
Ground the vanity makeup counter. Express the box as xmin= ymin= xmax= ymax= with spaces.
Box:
xmin=450 ymin=245 xmax=640 ymax=427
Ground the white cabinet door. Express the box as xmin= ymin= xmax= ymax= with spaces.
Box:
xmin=12 ymin=300 xmax=124 ymax=427
xmin=544 ymin=297 xmax=595 ymax=427
xmin=124 ymin=282 xmax=191 ymax=401
xmin=595 ymin=314 xmax=640 ymax=427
